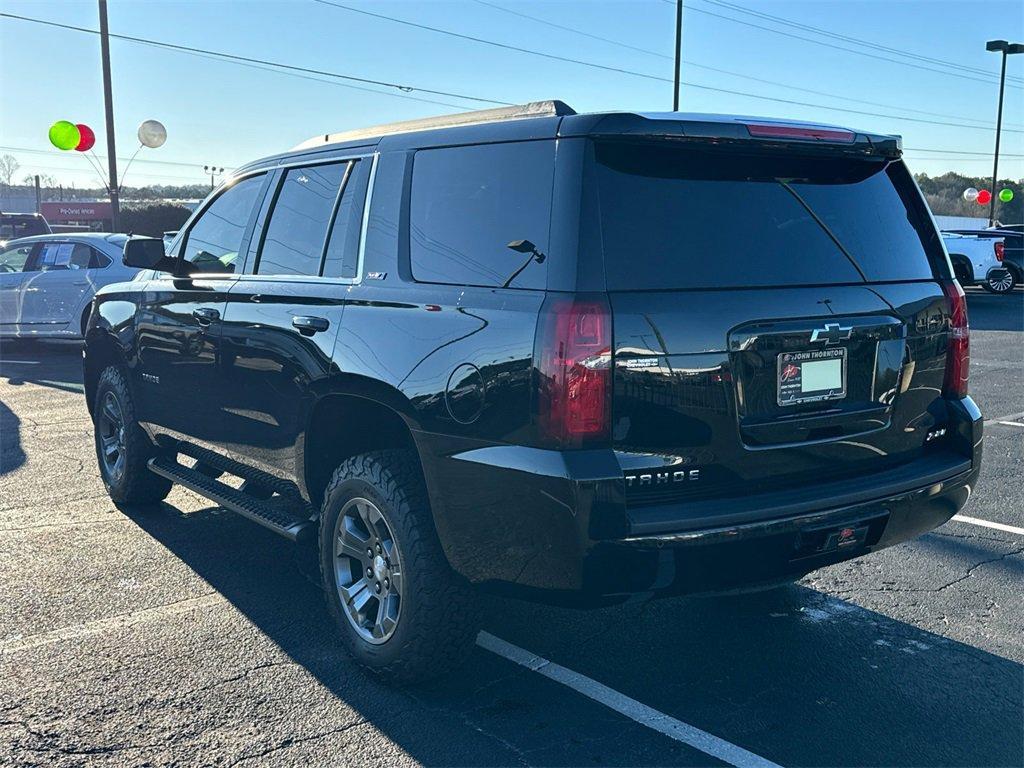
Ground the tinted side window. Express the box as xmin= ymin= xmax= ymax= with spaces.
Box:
xmin=258 ymin=163 xmax=349 ymax=277
xmin=410 ymin=141 xmax=554 ymax=289
xmin=182 ymin=174 xmax=265 ymax=274
xmin=89 ymin=248 xmax=112 ymax=269
xmin=322 ymin=160 xmax=370 ymax=279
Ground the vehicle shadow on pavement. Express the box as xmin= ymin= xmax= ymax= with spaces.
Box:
xmin=0 ymin=339 xmax=84 ymax=393
xmin=965 ymin=289 xmax=1024 ymax=332
xmin=0 ymin=398 xmax=26 ymax=476
xmin=0 ymin=340 xmax=85 ymax=476
xmin=120 ymin=500 xmax=1024 ymax=768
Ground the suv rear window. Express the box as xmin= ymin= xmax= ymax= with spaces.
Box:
xmin=591 ymin=141 xmax=939 ymax=290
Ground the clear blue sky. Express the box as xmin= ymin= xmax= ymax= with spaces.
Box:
xmin=2 ymin=0 xmax=1022 ymax=189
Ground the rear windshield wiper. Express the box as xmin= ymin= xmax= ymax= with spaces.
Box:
xmin=777 ymin=180 xmax=869 ymax=282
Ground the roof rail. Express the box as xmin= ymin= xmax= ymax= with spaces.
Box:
xmin=292 ymin=100 xmax=575 ymax=150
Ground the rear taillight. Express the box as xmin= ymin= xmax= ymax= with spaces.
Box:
xmin=534 ymin=295 xmax=612 ymax=448
xmin=941 ymin=281 xmax=970 ymax=399
xmin=994 ymin=241 xmax=1005 ymax=262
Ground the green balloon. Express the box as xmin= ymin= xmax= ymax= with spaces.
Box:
xmin=999 ymin=188 xmax=1014 ymax=203
xmin=48 ymin=120 xmax=80 ymax=151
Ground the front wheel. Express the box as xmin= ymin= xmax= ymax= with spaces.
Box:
xmin=983 ymin=268 xmax=1017 ymax=294
xmin=319 ymin=450 xmax=477 ymax=684
xmin=93 ymin=366 xmax=172 ymax=504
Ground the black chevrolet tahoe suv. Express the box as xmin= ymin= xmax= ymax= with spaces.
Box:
xmin=84 ymin=101 xmax=983 ymax=682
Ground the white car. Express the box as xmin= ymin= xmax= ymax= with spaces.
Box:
xmin=0 ymin=233 xmax=138 ymax=339
xmin=941 ymin=231 xmax=1014 ymax=293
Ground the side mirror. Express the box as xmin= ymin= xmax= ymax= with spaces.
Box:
xmin=123 ymin=237 xmax=174 ymax=272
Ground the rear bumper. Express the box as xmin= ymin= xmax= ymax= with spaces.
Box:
xmin=418 ymin=397 xmax=983 ymax=606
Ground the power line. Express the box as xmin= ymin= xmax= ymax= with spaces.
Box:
xmin=0 ymin=144 xmax=219 ymax=169
xmin=0 ymin=12 xmax=508 ymax=106
xmin=905 ymin=147 xmax=1024 ymax=158
xmin=312 ymin=1 xmax=1023 ymax=134
xmin=471 ymin=0 xmax=672 ymax=60
xmin=675 ymin=0 xmax=1024 ymax=91
xmin=471 ymin=0 xmax=1022 ymax=129
xmin=698 ymin=0 xmax=1024 ymax=84
xmin=312 ymin=0 xmax=678 ymax=85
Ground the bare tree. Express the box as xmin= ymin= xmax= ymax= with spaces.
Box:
xmin=0 ymin=154 xmax=19 ymax=186
xmin=22 ymin=173 xmax=56 ymax=187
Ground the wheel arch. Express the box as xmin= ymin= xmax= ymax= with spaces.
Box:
xmin=947 ymin=253 xmax=975 ymax=284
xmin=302 ymin=377 xmax=426 ymax=510
xmin=83 ymin=328 xmax=129 ymax=416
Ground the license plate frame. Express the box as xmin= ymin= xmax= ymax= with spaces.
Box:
xmin=777 ymin=347 xmax=847 ymax=406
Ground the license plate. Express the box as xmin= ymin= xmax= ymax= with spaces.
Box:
xmin=778 ymin=348 xmax=847 ymax=406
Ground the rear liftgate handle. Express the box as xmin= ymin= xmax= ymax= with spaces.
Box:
xmin=292 ymin=315 xmax=330 ymax=336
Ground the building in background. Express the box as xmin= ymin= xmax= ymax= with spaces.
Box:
xmin=39 ymin=201 xmax=113 ymax=233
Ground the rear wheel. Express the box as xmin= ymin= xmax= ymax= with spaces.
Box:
xmin=983 ymin=268 xmax=1016 ymax=294
xmin=319 ymin=449 xmax=477 ymax=684
xmin=93 ymin=366 xmax=172 ymax=504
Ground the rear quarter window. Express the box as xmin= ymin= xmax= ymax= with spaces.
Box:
xmin=591 ymin=141 xmax=939 ymax=291
xmin=409 ymin=141 xmax=554 ymax=289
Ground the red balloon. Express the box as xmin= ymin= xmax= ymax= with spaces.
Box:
xmin=75 ymin=124 xmax=95 ymax=152
xmin=976 ymin=189 xmax=992 ymax=205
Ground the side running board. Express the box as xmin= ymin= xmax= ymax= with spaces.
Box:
xmin=147 ymin=455 xmax=315 ymax=542
xmin=174 ymin=441 xmax=305 ymax=500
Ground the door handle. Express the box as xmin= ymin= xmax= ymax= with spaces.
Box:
xmin=192 ymin=307 xmax=220 ymax=324
xmin=292 ymin=315 xmax=329 ymax=335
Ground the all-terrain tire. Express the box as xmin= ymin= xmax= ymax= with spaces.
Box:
xmin=319 ymin=449 xmax=478 ymax=684
xmin=93 ymin=366 xmax=172 ymax=504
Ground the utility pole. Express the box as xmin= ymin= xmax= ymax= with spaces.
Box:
xmin=34 ymin=176 xmax=41 ymax=214
xmin=985 ymin=40 xmax=1023 ymax=227
xmin=673 ymin=0 xmax=683 ymax=111
xmin=98 ymin=0 xmax=120 ymax=232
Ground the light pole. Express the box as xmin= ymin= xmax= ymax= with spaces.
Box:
xmin=98 ymin=0 xmax=119 ymax=231
xmin=985 ymin=39 xmax=1023 ymax=226
xmin=673 ymin=0 xmax=683 ymax=111
xmin=203 ymin=165 xmax=225 ymax=191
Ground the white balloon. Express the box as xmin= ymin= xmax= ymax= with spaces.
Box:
xmin=138 ymin=119 xmax=167 ymax=149
xmin=963 ymin=187 xmax=979 ymax=202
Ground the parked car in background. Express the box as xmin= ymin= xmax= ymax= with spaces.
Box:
xmin=0 ymin=212 xmax=51 ymax=247
xmin=942 ymin=230 xmax=1015 ymax=293
xmin=988 ymin=227 xmax=1023 ymax=285
xmin=0 ymin=233 xmax=136 ymax=339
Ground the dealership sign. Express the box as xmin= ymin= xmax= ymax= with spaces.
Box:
xmin=40 ymin=202 xmax=113 ymax=221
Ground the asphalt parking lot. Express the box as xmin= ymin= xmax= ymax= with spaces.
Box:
xmin=1 ymin=287 xmax=1021 ymax=767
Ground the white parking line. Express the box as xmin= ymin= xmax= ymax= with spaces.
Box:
xmin=951 ymin=515 xmax=1024 ymax=537
xmin=0 ymin=360 xmax=40 ymax=364
xmin=477 ymin=631 xmax=781 ymax=768
xmin=984 ymin=411 xmax=1024 ymax=427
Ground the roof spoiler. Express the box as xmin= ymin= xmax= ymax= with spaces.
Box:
xmin=570 ymin=113 xmax=902 ymax=158
xmin=293 ymin=100 xmax=576 ymax=150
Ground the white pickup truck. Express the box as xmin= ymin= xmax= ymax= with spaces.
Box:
xmin=942 ymin=231 xmax=1014 ymax=293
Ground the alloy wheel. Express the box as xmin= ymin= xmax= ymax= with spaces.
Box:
xmin=333 ymin=497 xmax=403 ymax=644
xmin=98 ymin=391 xmax=127 ymax=482
xmin=988 ymin=271 xmax=1015 ymax=293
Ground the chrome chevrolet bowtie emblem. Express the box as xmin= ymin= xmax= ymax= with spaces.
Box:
xmin=810 ymin=322 xmax=852 ymax=345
